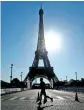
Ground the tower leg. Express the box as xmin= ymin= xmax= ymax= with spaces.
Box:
xmin=50 ymin=79 xmax=53 ymax=89
xmin=27 ymin=79 xmax=31 ymax=89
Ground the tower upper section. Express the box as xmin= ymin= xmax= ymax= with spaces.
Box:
xmin=39 ymin=8 xmax=44 ymax=15
xmin=37 ymin=7 xmax=46 ymax=53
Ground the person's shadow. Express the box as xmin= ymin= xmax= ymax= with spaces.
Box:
xmin=37 ymin=105 xmax=53 ymax=110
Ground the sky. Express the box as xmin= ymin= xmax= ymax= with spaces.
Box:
xmin=1 ymin=1 xmax=84 ymax=83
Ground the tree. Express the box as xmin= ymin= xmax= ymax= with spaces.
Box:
xmin=11 ymin=78 xmax=21 ymax=88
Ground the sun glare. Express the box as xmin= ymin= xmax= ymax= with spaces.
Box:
xmin=45 ymin=31 xmax=61 ymax=52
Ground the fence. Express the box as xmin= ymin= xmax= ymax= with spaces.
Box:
xmin=57 ymin=87 xmax=84 ymax=93
xmin=1 ymin=88 xmax=28 ymax=95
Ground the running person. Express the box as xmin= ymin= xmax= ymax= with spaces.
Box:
xmin=39 ymin=78 xmax=53 ymax=105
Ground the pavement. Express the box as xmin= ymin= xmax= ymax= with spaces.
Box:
xmin=1 ymin=89 xmax=84 ymax=110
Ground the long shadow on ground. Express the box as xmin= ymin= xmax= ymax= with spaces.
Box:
xmin=37 ymin=105 xmax=53 ymax=110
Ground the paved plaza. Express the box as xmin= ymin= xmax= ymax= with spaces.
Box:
xmin=1 ymin=89 xmax=84 ymax=110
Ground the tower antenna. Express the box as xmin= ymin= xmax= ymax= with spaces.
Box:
xmin=41 ymin=3 xmax=43 ymax=9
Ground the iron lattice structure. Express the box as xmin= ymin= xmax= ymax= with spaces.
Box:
xmin=24 ymin=8 xmax=59 ymax=84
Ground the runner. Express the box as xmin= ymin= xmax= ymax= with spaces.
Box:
xmin=38 ymin=77 xmax=53 ymax=105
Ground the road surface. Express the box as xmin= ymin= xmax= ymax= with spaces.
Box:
xmin=1 ymin=89 xmax=84 ymax=110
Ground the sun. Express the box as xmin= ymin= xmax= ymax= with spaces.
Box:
xmin=45 ymin=31 xmax=61 ymax=52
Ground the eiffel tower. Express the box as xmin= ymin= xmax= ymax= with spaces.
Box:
xmin=24 ymin=7 xmax=58 ymax=87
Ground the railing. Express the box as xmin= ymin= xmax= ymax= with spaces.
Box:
xmin=57 ymin=87 xmax=84 ymax=93
xmin=1 ymin=88 xmax=28 ymax=95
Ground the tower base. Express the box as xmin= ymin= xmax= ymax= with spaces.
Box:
xmin=24 ymin=67 xmax=58 ymax=87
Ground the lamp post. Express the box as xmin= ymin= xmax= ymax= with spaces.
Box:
xmin=20 ymin=72 xmax=23 ymax=82
xmin=10 ymin=64 xmax=13 ymax=83
xmin=75 ymin=72 xmax=77 ymax=92
xmin=66 ymin=76 xmax=67 ymax=82
xmin=75 ymin=72 xmax=77 ymax=81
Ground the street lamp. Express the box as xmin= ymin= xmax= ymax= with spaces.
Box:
xmin=10 ymin=64 xmax=13 ymax=83
xmin=66 ymin=76 xmax=67 ymax=82
xmin=75 ymin=72 xmax=77 ymax=81
xmin=20 ymin=72 xmax=23 ymax=82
